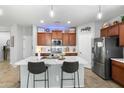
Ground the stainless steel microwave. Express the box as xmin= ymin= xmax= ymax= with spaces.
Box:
xmin=52 ymin=39 xmax=62 ymax=46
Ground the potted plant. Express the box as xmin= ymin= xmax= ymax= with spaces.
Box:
xmin=121 ymin=16 xmax=124 ymax=22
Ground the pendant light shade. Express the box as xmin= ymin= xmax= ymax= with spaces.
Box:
xmin=97 ymin=5 xmax=102 ymax=20
xmin=50 ymin=5 xmax=54 ymax=18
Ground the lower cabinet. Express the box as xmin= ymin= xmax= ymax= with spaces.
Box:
xmin=112 ymin=60 xmax=124 ymax=86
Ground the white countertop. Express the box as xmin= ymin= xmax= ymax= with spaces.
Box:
xmin=14 ymin=56 xmax=88 ymax=65
xmin=111 ymin=58 xmax=124 ymax=63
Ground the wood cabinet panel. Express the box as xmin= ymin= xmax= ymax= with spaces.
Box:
xmin=112 ymin=60 xmax=124 ymax=86
xmin=65 ymin=53 xmax=77 ymax=56
xmin=119 ymin=23 xmax=124 ymax=46
xmin=37 ymin=33 xmax=51 ymax=46
xmin=69 ymin=33 xmax=76 ymax=46
xmin=108 ymin=24 xmax=119 ymax=36
xmin=62 ymin=33 xmax=69 ymax=46
xmin=52 ymin=30 xmax=62 ymax=39
xmin=100 ymin=28 xmax=109 ymax=37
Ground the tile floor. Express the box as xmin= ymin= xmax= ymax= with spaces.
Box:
xmin=0 ymin=61 xmax=122 ymax=88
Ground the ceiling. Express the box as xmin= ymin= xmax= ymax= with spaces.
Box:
xmin=0 ymin=5 xmax=124 ymax=27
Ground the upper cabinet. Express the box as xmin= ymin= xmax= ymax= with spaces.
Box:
xmin=62 ymin=33 xmax=69 ymax=46
xmin=101 ymin=24 xmax=119 ymax=37
xmin=52 ymin=30 xmax=62 ymax=39
xmin=100 ymin=22 xmax=124 ymax=47
xmin=68 ymin=33 xmax=76 ymax=46
xmin=37 ymin=32 xmax=51 ymax=46
xmin=37 ymin=28 xmax=76 ymax=46
xmin=100 ymin=27 xmax=109 ymax=37
xmin=108 ymin=24 xmax=119 ymax=37
xmin=119 ymin=23 xmax=124 ymax=46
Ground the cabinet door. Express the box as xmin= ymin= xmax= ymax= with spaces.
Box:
xmin=37 ymin=33 xmax=45 ymax=45
xmin=37 ymin=33 xmax=51 ymax=46
xmin=108 ymin=24 xmax=119 ymax=36
xmin=69 ymin=33 xmax=76 ymax=46
xmin=52 ymin=30 xmax=62 ymax=39
xmin=119 ymin=23 xmax=124 ymax=46
xmin=45 ymin=33 xmax=52 ymax=45
xmin=100 ymin=28 xmax=109 ymax=37
xmin=112 ymin=60 xmax=124 ymax=86
xmin=62 ymin=33 xmax=69 ymax=46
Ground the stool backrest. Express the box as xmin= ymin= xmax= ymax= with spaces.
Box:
xmin=62 ymin=61 xmax=79 ymax=73
xmin=28 ymin=62 xmax=46 ymax=74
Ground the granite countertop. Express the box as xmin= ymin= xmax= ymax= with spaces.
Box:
xmin=14 ymin=56 xmax=88 ymax=65
xmin=111 ymin=58 xmax=124 ymax=63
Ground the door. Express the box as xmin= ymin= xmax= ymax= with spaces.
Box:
xmin=78 ymin=34 xmax=92 ymax=68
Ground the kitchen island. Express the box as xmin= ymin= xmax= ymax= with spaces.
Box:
xmin=14 ymin=56 xmax=87 ymax=88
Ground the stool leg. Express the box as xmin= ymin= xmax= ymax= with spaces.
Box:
xmin=61 ymin=69 xmax=63 ymax=88
xmin=33 ymin=74 xmax=35 ymax=88
xmin=45 ymin=71 xmax=46 ymax=88
xmin=74 ymin=72 xmax=75 ymax=88
xmin=27 ymin=72 xmax=30 ymax=88
xmin=77 ymin=70 xmax=80 ymax=88
xmin=47 ymin=69 xmax=49 ymax=88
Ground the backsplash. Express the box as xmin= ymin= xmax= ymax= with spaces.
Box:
xmin=36 ymin=46 xmax=77 ymax=53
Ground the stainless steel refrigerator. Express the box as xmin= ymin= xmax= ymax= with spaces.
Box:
xmin=92 ymin=37 xmax=123 ymax=80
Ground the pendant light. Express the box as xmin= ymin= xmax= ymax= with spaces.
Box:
xmin=97 ymin=5 xmax=102 ymax=20
xmin=50 ymin=5 xmax=54 ymax=18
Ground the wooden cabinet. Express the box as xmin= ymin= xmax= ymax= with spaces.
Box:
xmin=65 ymin=53 xmax=77 ymax=56
xmin=108 ymin=24 xmax=119 ymax=37
xmin=52 ymin=30 xmax=62 ymax=39
xmin=100 ymin=27 xmax=109 ymax=37
xmin=112 ymin=60 xmax=124 ymax=86
xmin=37 ymin=33 xmax=51 ymax=46
xmin=68 ymin=33 xmax=76 ymax=46
xmin=62 ymin=33 xmax=69 ymax=46
xmin=119 ymin=23 xmax=124 ymax=46
xmin=37 ymin=30 xmax=76 ymax=46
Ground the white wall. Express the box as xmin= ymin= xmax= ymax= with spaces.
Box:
xmin=0 ymin=31 xmax=10 ymax=62
xmin=32 ymin=25 xmax=37 ymax=55
xmin=10 ymin=25 xmax=32 ymax=64
xmin=22 ymin=26 xmax=32 ymax=58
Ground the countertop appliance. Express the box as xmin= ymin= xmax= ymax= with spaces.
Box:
xmin=52 ymin=39 xmax=62 ymax=46
xmin=92 ymin=37 xmax=123 ymax=80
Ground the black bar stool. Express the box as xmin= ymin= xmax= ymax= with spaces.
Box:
xmin=27 ymin=62 xmax=49 ymax=88
xmin=61 ymin=61 xmax=80 ymax=88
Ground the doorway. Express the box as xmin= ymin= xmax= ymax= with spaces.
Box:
xmin=0 ymin=31 xmax=10 ymax=62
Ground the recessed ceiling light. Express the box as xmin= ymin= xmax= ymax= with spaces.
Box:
xmin=0 ymin=8 xmax=3 ymax=16
xmin=40 ymin=20 xmax=44 ymax=23
xmin=67 ymin=21 xmax=71 ymax=24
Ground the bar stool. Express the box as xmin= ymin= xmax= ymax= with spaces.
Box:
xmin=27 ymin=62 xmax=49 ymax=88
xmin=61 ymin=61 xmax=80 ymax=88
